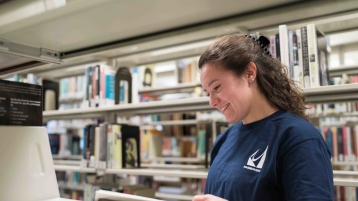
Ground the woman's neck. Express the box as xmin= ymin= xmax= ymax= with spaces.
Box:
xmin=242 ymin=90 xmax=278 ymax=125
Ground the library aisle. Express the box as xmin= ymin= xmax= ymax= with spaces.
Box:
xmin=2 ymin=0 xmax=358 ymax=201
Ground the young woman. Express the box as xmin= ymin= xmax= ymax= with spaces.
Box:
xmin=193 ymin=34 xmax=333 ymax=201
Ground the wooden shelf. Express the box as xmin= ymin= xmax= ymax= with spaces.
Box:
xmin=150 ymin=157 xmax=204 ymax=163
xmin=138 ymin=82 xmax=201 ymax=94
xmin=53 ymin=160 xmax=81 ymax=166
xmin=59 ymin=96 xmax=84 ymax=103
xmin=334 ymin=178 xmax=358 ymax=187
xmin=303 ymin=84 xmax=358 ymax=104
xmin=54 ymin=165 xmax=208 ymax=178
xmin=54 ymin=165 xmax=96 ymax=173
xmin=314 ymin=112 xmax=358 ymax=118
xmin=333 ymin=170 xmax=358 ymax=176
xmin=53 ymin=155 xmax=82 ymax=160
xmin=43 ymin=97 xmax=211 ymax=121
xmin=54 ymin=165 xmax=358 ymax=185
xmin=58 ymin=183 xmax=84 ymax=191
xmin=42 ymin=84 xmax=358 ymax=120
xmin=53 ymin=160 xmax=205 ymax=169
xmin=329 ymin=65 xmax=358 ymax=77
xmin=332 ymin=161 xmax=358 ymax=166
xmin=141 ymin=164 xmax=206 ymax=169
xmin=142 ymin=119 xmax=212 ymax=126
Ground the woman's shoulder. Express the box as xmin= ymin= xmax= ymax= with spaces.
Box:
xmin=270 ymin=111 xmax=323 ymax=144
xmin=272 ymin=111 xmax=317 ymax=130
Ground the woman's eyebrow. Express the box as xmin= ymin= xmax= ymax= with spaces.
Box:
xmin=208 ymin=79 xmax=219 ymax=87
xmin=203 ymin=79 xmax=219 ymax=93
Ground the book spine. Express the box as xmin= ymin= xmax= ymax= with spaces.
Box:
xmin=288 ymin=30 xmax=294 ymax=79
xmin=99 ymin=123 xmax=108 ymax=168
xmin=347 ymin=127 xmax=352 ymax=161
xmin=355 ymin=126 xmax=358 ymax=161
xmin=269 ymin=35 xmax=276 ymax=58
xmin=331 ymin=127 xmax=338 ymax=162
xmin=100 ymin=65 xmax=106 ymax=107
xmin=279 ymin=25 xmax=290 ymax=76
xmin=296 ymin=29 xmax=304 ymax=88
xmin=306 ymin=24 xmax=320 ymax=87
xmin=337 ymin=127 xmax=343 ymax=161
xmin=275 ymin=33 xmax=280 ymax=61
xmin=113 ymin=125 xmax=122 ymax=169
xmin=292 ymin=32 xmax=300 ymax=86
xmin=326 ymin=127 xmax=333 ymax=157
xmin=88 ymin=67 xmax=93 ymax=107
xmin=94 ymin=126 xmax=100 ymax=168
xmin=317 ymin=34 xmax=329 ymax=86
xmin=301 ymin=26 xmax=310 ymax=88
xmin=89 ymin=126 xmax=95 ymax=167
xmin=107 ymin=124 xmax=113 ymax=168
xmin=105 ymin=67 xmax=116 ymax=106
xmin=96 ymin=65 xmax=100 ymax=107
xmin=342 ymin=126 xmax=348 ymax=161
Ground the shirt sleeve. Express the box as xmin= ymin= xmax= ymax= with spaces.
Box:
xmin=279 ymin=139 xmax=334 ymax=201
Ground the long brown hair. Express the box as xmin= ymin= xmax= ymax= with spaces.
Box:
xmin=198 ymin=34 xmax=308 ymax=120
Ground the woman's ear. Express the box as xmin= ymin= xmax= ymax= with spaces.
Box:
xmin=245 ymin=62 xmax=257 ymax=83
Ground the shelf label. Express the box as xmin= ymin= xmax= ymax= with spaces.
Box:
xmin=0 ymin=80 xmax=42 ymax=126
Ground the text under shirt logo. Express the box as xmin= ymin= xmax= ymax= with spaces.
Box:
xmin=243 ymin=146 xmax=268 ymax=173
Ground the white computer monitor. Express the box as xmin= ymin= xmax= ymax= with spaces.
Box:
xmin=0 ymin=126 xmax=70 ymax=201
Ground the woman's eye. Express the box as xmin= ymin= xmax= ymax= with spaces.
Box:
xmin=206 ymin=93 xmax=210 ymax=97
xmin=214 ymin=85 xmax=221 ymax=91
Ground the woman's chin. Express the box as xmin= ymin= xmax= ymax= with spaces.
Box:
xmin=224 ymin=114 xmax=241 ymax=123
xmin=224 ymin=116 xmax=235 ymax=123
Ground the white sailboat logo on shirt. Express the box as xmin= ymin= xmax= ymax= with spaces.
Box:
xmin=247 ymin=146 xmax=268 ymax=169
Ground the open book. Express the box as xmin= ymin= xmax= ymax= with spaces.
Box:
xmin=95 ymin=190 xmax=164 ymax=201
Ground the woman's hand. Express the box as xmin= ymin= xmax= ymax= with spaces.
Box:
xmin=192 ymin=194 xmax=228 ymax=201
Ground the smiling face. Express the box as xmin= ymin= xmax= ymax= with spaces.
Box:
xmin=200 ymin=63 xmax=255 ymax=123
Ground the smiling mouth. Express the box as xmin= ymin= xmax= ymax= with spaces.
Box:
xmin=221 ymin=103 xmax=230 ymax=112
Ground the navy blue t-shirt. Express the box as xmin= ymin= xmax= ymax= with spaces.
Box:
xmin=205 ymin=110 xmax=333 ymax=201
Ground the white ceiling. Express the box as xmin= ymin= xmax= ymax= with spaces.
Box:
xmin=0 ymin=0 xmax=293 ymax=52
xmin=1 ymin=0 xmax=358 ymax=77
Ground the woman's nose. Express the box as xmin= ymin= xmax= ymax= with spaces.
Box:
xmin=209 ymin=93 xmax=219 ymax=108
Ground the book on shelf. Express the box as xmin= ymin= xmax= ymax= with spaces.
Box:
xmin=268 ymin=23 xmax=329 ymax=88
xmin=317 ymin=32 xmax=330 ymax=86
xmin=321 ymin=125 xmax=358 ymax=162
xmin=83 ymin=123 xmax=140 ymax=169
xmin=306 ymin=24 xmax=321 ymax=87
xmin=279 ymin=24 xmax=290 ymax=77
xmin=116 ymin=67 xmax=132 ymax=105
xmin=43 ymin=79 xmax=59 ymax=111
xmin=296 ymin=29 xmax=304 ymax=88
xmin=82 ymin=64 xmax=116 ymax=108
xmin=269 ymin=35 xmax=276 ymax=59
xmin=176 ymin=58 xmax=198 ymax=84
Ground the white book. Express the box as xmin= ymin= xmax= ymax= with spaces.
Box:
xmin=279 ymin=24 xmax=290 ymax=77
xmin=306 ymin=24 xmax=321 ymax=87
xmin=94 ymin=126 xmax=100 ymax=168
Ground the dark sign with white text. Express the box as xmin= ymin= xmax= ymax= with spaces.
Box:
xmin=0 ymin=80 xmax=42 ymax=126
